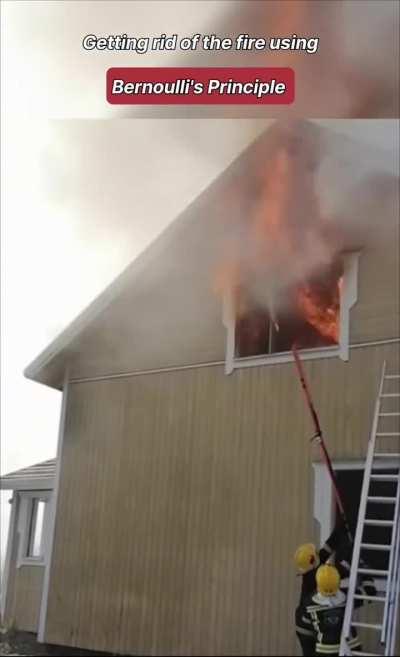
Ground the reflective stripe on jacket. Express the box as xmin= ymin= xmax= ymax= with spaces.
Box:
xmin=304 ymin=592 xmax=361 ymax=655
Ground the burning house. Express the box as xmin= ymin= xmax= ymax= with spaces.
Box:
xmin=1 ymin=120 xmax=399 ymax=655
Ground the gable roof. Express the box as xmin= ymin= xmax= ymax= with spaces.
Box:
xmin=24 ymin=120 xmax=398 ymax=390
xmin=0 ymin=458 xmax=56 ymax=490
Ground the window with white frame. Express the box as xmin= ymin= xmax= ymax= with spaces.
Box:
xmin=17 ymin=492 xmax=50 ymax=566
xmin=26 ymin=498 xmax=46 ymax=558
xmin=224 ymin=252 xmax=359 ymax=373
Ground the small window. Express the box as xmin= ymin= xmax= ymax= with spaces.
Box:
xmin=17 ymin=492 xmax=50 ymax=567
xmin=235 ymin=259 xmax=342 ymax=358
xmin=26 ymin=499 xmax=46 ymax=559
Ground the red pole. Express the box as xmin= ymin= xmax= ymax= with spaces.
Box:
xmin=292 ymin=343 xmax=352 ymax=542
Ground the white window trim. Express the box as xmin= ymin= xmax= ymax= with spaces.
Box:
xmin=223 ymin=252 xmax=360 ymax=375
xmin=313 ymin=459 xmax=399 ymax=593
xmin=16 ymin=491 xmax=52 ymax=568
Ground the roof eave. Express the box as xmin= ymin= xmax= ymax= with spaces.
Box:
xmin=0 ymin=477 xmax=55 ymax=491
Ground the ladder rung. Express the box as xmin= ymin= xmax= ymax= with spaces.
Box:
xmin=370 ymin=474 xmax=399 ymax=481
xmin=385 ymin=374 xmax=400 ymax=379
xmin=352 ymin=622 xmax=383 ymax=631
xmin=364 ymin=519 xmax=394 ymax=527
xmin=379 ymin=412 xmax=400 ymax=416
xmin=380 ymin=393 xmax=400 ymax=397
xmin=361 ymin=542 xmax=391 ymax=551
xmin=351 ymin=652 xmax=381 ymax=656
xmin=374 ymin=453 xmax=400 ymax=458
xmin=367 ymin=496 xmax=397 ymax=503
xmin=376 ymin=432 xmax=400 ymax=436
xmin=354 ymin=594 xmax=386 ymax=602
xmin=358 ymin=568 xmax=389 ymax=576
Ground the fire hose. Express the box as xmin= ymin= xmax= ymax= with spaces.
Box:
xmin=292 ymin=342 xmax=353 ymax=544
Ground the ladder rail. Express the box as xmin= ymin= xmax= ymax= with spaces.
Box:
xmin=382 ymin=464 xmax=400 ymax=646
xmin=385 ymin=487 xmax=400 ymax=656
xmin=385 ymin=518 xmax=398 ymax=656
xmin=340 ymin=361 xmax=387 ymax=656
xmin=389 ymin=519 xmax=400 ymax=655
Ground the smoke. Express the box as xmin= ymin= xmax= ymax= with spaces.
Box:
xmin=7 ymin=1 xmax=396 ymax=120
xmin=215 ymin=119 xmax=399 ymax=317
xmin=130 ymin=0 xmax=399 ymax=120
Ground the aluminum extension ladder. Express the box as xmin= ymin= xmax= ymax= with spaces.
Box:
xmin=340 ymin=361 xmax=400 ymax=657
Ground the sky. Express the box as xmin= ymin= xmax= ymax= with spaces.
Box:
xmin=0 ymin=1 xmax=267 ymax=570
xmin=1 ymin=0 xmax=399 ymax=574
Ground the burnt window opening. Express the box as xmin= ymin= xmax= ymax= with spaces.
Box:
xmin=235 ymin=259 xmax=343 ymax=358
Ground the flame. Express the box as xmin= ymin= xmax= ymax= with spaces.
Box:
xmin=214 ymin=122 xmax=346 ymax=355
xmin=296 ymin=278 xmax=341 ymax=343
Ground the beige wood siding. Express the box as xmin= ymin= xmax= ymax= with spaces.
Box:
xmin=4 ymin=525 xmax=44 ymax=633
xmin=45 ymin=342 xmax=399 ymax=655
xmin=350 ymin=228 xmax=400 ymax=344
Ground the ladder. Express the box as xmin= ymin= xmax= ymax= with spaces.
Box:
xmin=340 ymin=361 xmax=400 ymax=657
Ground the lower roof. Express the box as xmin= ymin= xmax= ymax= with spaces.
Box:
xmin=0 ymin=458 xmax=56 ymax=491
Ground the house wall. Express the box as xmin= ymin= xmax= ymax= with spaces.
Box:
xmin=3 ymin=505 xmax=45 ymax=633
xmin=43 ymin=340 xmax=399 ymax=655
xmin=350 ymin=225 xmax=399 ymax=344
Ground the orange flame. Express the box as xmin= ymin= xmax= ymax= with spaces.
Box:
xmin=214 ymin=122 xmax=344 ymax=354
xmin=296 ymin=278 xmax=341 ymax=343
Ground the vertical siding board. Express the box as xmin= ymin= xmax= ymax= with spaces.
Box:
xmin=207 ymin=368 xmax=223 ymax=656
xmin=165 ymin=370 xmax=187 ymax=654
xmin=66 ymin=388 xmax=84 ymax=646
xmin=267 ymin=363 xmax=282 ymax=653
xmin=166 ymin=377 xmax=185 ymax=646
xmin=198 ymin=367 xmax=215 ymax=655
xmin=196 ymin=368 xmax=214 ymax=656
xmin=157 ymin=372 xmax=173 ymax=652
xmin=253 ymin=366 xmax=269 ymax=655
xmin=186 ymin=369 xmax=202 ymax=655
xmin=146 ymin=372 xmax=158 ymax=652
xmin=76 ymin=385 xmax=97 ymax=647
xmin=126 ymin=375 xmax=152 ymax=654
xmin=74 ymin=388 xmax=89 ymax=643
xmin=105 ymin=381 xmax=128 ymax=653
xmin=174 ymin=371 xmax=192 ymax=654
xmin=81 ymin=384 xmax=109 ymax=651
xmin=246 ymin=367 xmax=262 ymax=654
xmin=228 ymin=367 xmax=246 ymax=654
xmin=130 ymin=374 xmax=147 ymax=652
xmin=137 ymin=375 xmax=156 ymax=652
xmin=118 ymin=377 xmax=138 ymax=655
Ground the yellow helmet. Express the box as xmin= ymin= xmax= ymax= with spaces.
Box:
xmin=294 ymin=543 xmax=319 ymax=574
xmin=316 ymin=565 xmax=341 ymax=596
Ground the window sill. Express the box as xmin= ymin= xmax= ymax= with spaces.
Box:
xmin=229 ymin=345 xmax=340 ymax=372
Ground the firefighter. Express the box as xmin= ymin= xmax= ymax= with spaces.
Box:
xmin=303 ymin=564 xmax=361 ymax=656
xmin=294 ymin=521 xmax=377 ymax=655
xmin=294 ymin=522 xmax=349 ymax=656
